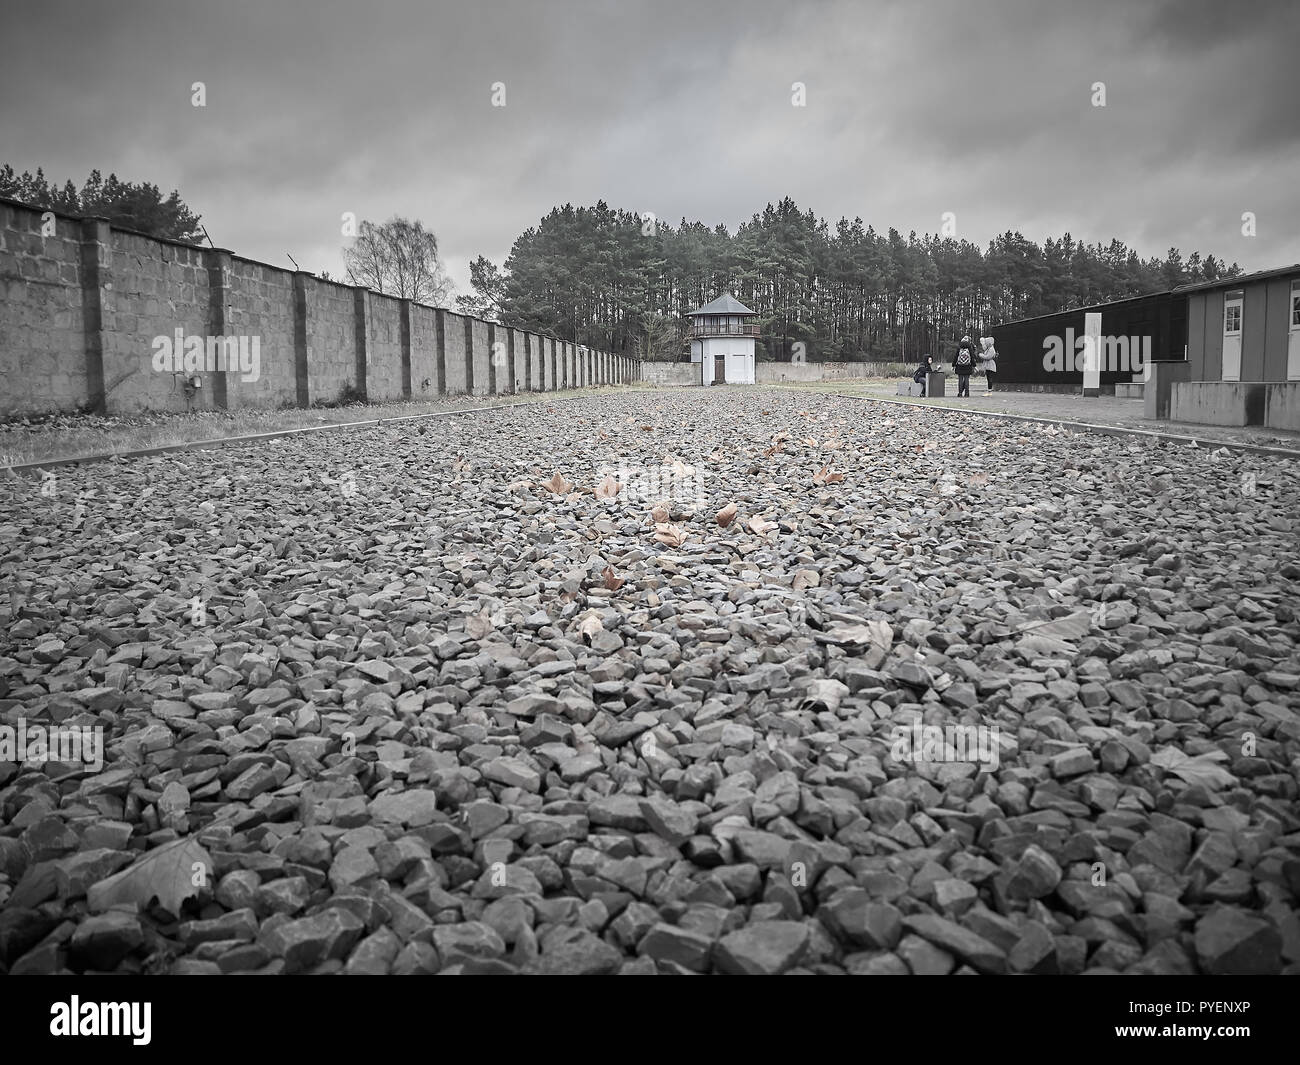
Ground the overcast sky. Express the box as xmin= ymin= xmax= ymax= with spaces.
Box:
xmin=3 ymin=0 xmax=1297 ymax=297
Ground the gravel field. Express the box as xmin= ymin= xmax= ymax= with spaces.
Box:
xmin=1 ymin=387 xmax=1298 ymax=975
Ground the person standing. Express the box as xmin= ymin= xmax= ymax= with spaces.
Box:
xmin=978 ymin=336 xmax=998 ymax=395
xmin=952 ymin=337 xmax=976 ymax=397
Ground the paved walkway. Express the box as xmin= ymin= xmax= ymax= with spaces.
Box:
xmin=769 ymin=380 xmax=1300 ymax=454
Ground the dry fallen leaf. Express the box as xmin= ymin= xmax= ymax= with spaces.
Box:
xmin=466 ymin=610 xmax=494 ymax=640
xmin=1150 ymin=747 xmax=1236 ymax=790
xmin=823 ymin=439 xmax=844 ymax=451
xmin=543 ymin=471 xmax=573 ymax=495
xmin=87 ymin=837 xmax=213 ymax=916
xmin=716 ymin=502 xmax=738 ymax=527
xmin=747 ymin=515 xmax=778 ymax=536
xmin=603 ymin=565 xmax=625 ymax=590
xmin=594 ymin=475 xmax=621 ymax=501
xmin=654 ymin=523 xmax=687 ymax=547
xmin=813 ymin=465 xmax=845 ymax=486
xmin=763 ymin=443 xmax=783 ymax=458
xmin=969 ymin=472 xmax=991 ymax=486
xmin=650 ymin=503 xmax=670 ymax=523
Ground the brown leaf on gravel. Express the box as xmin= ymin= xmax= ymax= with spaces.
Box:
xmin=969 ymin=472 xmax=990 ymax=486
xmin=594 ymin=475 xmax=621 ymax=501
xmin=87 ymin=837 xmax=213 ymax=917
xmin=763 ymin=443 xmax=783 ymax=458
xmin=654 ymin=523 xmax=687 ymax=547
xmin=716 ymin=502 xmax=738 ymax=527
xmin=602 ymin=565 xmax=625 ymax=590
xmin=747 ymin=515 xmax=777 ymax=536
xmin=813 ymin=465 xmax=844 ymax=485
xmin=650 ymin=503 xmax=670 ymax=523
xmin=543 ymin=471 xmax=573 ymax=494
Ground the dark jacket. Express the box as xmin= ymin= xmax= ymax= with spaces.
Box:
xmin=913 ymin=358 xmax=935 ymax=382
xmin=952 ymin=341 xmax=976 ymax=377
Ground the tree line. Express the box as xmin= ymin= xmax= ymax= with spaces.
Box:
xmin=2 ymin=165 xmax=1245 ymax=363
xmin=459 ymin=197 xmax=1244 ymax=361
xmin=1 ymin=164 xmax=204 ymax=244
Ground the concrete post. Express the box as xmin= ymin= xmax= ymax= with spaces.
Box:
xmin=78 ymin=217 xmax=112 ymax=414
xmin=464 ymin=315 xmax=476 ymax=395
xmin=353 ymin=286 xmax=370 ymax=400
xmin=399 ymin=299 xmax=414 ymax=399
xmin=292 ymin=273 xmax=311 ymax=407
xmin=1082 ymin=311 xmax=1102 ymax=397
xmin=203 ymin=248 xmax=234 ymax=410
xmin=434 ymin=309 xmax=448 ymax=394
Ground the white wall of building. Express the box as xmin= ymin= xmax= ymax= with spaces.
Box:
xmin=698 ymin=337 xmax=755 ymax=385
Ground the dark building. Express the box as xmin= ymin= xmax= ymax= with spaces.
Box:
xmin=989 ymin=290 xmax=1187 ymax=393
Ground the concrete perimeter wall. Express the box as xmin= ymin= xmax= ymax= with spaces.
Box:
xmin=642 ymin=362 xmax=699 ymax=386
xmin=642 ymin=360 xmax=908 ymax=386
xmin=756 ymin=361 xmax=906 ymax=383
xmin=0 ymin=196 xmax=639 ymax=416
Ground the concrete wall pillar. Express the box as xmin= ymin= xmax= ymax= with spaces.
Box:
xmin=78 ymin=217 xmax=112 ymax=414
xmin=434 ymin=309 xmax=448 ymax=394
xmin=202 ymin=247 xmax=234 ymax=410
xmin=292 ymin=273 xmax=311 ymax=407
xmin=464 ymin=315 xmax=476 ymax=394
xmin=399 ymin=299 xmax=414 ymax=399
xmin=353 ymin=287 xmax=371 ymax=400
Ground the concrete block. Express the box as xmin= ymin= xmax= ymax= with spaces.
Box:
xmin=1170 ymin=381 xmax=1267 ymax=427
xmin=1264 ymin=383 xmax=1300 ymax=431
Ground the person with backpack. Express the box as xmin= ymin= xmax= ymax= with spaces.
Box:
xmin=952 ymin=337 xmax=976 ymax=397
xmin=912 ymin=354 xmax=935 ymax=396
xmin=979 ymin=336 xmax=998 ymax=395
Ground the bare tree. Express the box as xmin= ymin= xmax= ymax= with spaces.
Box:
xmin=638 ymin=311 xmax=687 ymax=361
xmin=343 ymin=216 xmax=454 ymax=306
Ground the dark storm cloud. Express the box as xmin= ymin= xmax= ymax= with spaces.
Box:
xmin=1 ymin=0 xmax=1294 ymax=296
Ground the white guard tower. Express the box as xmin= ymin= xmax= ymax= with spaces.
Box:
xmin=687 ymin=293 xmax=758 ymax=386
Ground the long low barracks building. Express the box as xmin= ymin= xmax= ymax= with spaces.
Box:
xmin=988 ymin=263 xmax=1300 ymax=431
